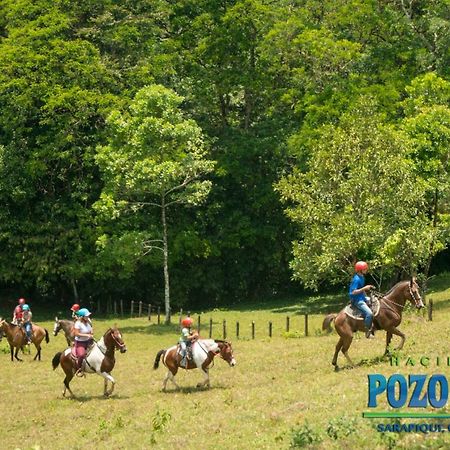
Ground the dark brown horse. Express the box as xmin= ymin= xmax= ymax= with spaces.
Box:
xmin=323 ymin=278 xmax=424 ymax=369
xmin=153 ymin=338 xmax=236 ymax=391
xmin=52 ymin=327 xmax=127 ymax=398
xmin=0 ymin=319 xmax=49 ymax=361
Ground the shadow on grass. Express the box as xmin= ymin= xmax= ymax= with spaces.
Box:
xmin=60 ymin=394 xmax=131 ymax=402
xmin=159 ymin=384 xmax=228 ymax=394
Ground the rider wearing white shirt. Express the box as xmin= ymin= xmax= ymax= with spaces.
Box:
xmin=73 ymin=308 xmax=93 ymax=376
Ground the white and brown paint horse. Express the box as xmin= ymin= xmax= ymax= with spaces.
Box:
xmin=53 ymin=317 xmax=74 ymax=346
xmin=52 ymin=327 xmax=127 ymax=398
xmin=0 ymin=319 xmax=49 ymax=361
xmin=153 ymin=339 xmax=236 ymax=391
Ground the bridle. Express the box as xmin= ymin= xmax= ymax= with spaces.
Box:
xmin=109 ymin=329 xmax=126 ymax=351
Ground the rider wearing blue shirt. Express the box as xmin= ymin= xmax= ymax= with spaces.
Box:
xmin=349 ymin=261 xmax=375 ymax=338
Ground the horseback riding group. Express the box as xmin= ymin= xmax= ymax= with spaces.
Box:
xmin=0 ymin=261 xmax=424 ymax=396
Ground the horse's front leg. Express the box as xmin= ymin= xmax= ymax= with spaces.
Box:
xmin=100 ymin=372 xmax=115 ymax=397
xmin=390 ymin=328 xmax=406 ymax=351
xmin=197 ymin=368 xmax=210 ymax=389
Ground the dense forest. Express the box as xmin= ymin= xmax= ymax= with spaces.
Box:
xmin=0 ymin=0 xmax=449 ymax=317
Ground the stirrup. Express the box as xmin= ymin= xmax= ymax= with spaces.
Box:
xmin=365 ymin=328 xmax=375 ymax=339
xmin=75 ymin=368 xmax=85 ymax=377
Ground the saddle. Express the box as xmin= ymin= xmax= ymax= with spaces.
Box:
xmin=70 ymin=341 xmax=95 ymax=365
xmin=177 ymin=343 xmax=193 ymax=368
xmin=344 ymin=296 xmax=381 ymax=320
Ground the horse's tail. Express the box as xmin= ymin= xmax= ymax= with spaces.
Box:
xmin=322 ymin=313 xmax=337 ymax=333
xmin=44 ymin=329 xmax=50 ymax=343
xmin=153 ymin=349 xmax=165 ymax=370
xmin=52 ymin=352 xmax=62 ymax=370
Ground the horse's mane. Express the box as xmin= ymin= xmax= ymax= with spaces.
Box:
xmin=384 ymin=279 xmax=409 ymax=296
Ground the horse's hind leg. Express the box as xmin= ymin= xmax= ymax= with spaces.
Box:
xmin=163 ymin=368 xmax=180 ymax=391
xmin=14 ymin=347 xmax=23 ymax=362
xmin=384 ymin=331 xmax=393 ymax=355
xmin=33 ymin=344 xmax=41 ymax=361
xmin=341 ymin=336 xmax=355 ymax=367
xmin=63 ymin=374 xmax=75 ymax=398
xmin=332 ymin=338 xmax=343 ymax=368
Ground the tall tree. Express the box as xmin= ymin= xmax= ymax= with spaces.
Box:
xmin=95 ymin=85 xmax=215 ymax=322
xmin=276 ymin=99 xmax=433 ymax=289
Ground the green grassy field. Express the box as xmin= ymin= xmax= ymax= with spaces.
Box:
xmin=1 ymin=275 xmax=449 ymax=450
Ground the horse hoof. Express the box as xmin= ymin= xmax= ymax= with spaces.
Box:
xmin=334 ymin=365 xmax=340 ymax=372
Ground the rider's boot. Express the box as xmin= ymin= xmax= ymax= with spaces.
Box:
xmin=365 ymin=326 xmax=375 ymax=339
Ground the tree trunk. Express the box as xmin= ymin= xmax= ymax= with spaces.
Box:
xmin=422 ymin=188 xmax=439 ymax=302
xmin=71 ymin=278 xmax=79 ymax=302
xmin=161 ymin=195 xmax=171 ymax=324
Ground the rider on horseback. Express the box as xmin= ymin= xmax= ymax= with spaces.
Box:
xmin=179 ymin=317 xmax=198 ymax=368
xmin=73 ymin=308 xmax=94 ymax=377
xmin=12 ymin=298 xmax=25 ymax=325
xmin=21 ymin=304 xmax=33 ymax=344
xmin=70 ymin=303 xmax=80 ymax=320
xmin=349 ymin=261 xmax=375 ymax=339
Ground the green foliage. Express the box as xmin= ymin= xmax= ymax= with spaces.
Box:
xmin=277 ymin=99 xmax=434 ymax=288
xmin=290 ymin=421 xmax=322 ymax=448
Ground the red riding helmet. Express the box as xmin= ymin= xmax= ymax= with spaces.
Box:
xmin=18 ymin=298 xmax=26 ymax=305
xmin=355 ymin=261 xmax=369 ymax=272
xmin=71 ymin=303 xmax=80 ymax=312
xmin=181 ymin=317 xmax=193 ymax=328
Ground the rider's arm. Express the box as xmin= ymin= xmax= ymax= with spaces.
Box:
xmin=351 ymin=285 xmax=374 ymax=295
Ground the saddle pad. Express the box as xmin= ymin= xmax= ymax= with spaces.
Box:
xmin=344 ymin=297 xmax=380 ymax=320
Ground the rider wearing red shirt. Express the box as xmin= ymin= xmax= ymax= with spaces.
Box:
xmin=12 ymin=298 xmax=26 ymax=324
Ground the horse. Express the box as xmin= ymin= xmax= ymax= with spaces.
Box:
xmin=52 ymin=327 xmax=127 ymax=398
xmin=322 ymin=278 xmax=424 ymax=369
xmin=153 ymin=339 xmax=236 ymax=391
xmin=0 ymin=319 xmax=50 ymax=361
xmin=53 ymin=317 xmax=74 ymax=346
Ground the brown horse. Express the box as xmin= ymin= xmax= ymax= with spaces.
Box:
xmin=52 ymin=327 xmax=127 ymax=398
xmin=323 ymin=278 xmax=424 ymax=369
xmin=153 ymin=338 xmax=236 ymax=391
xmin=53 ymin=317 xmax=74 ymax=346
xmin=0 ymin=319 xmax=49 ymax=361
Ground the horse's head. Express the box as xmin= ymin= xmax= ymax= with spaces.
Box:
xmin=408 ymin=277 xmax=425 ymax=309
xmin=53 ymin=317 xmax=61 ymax=336
xmin=215 ymin=340 xmax=236 ymax=367
xmin=105 ymin=327 xmax=127 ymax=353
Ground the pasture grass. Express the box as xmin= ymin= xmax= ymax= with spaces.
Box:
xmin=0 ymin=274 xmax=449 ymax=449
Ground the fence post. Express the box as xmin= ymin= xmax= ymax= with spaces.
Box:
xmin=304 ymin=314 xmax=309 ymax=337
xmin=114 ymin=300 xmax=117 ymax=316
xmin=130 ymin=301 xmax=134 ymax=318
xmin=197 ymin=315 xmax=201 ymax=333
xmin=168 ymin=307 xmax=171 ymax=324
xmin=223 ymin=320 xmax=227 ymax=340
xmin=252 ymin=321 xmax=255 ymax=339
xmin=138 ymin=301 xmax=143 ymax=317
xmin=179 ymin=308 xmax=183 ymax=325
xmin=209 ymin=318 xmax=213 ymax=338
xmin=120 ymin=299 xmax=124 ymax=317
xmin=428 ymin=299 xmax=433 ymax=321
xmin=286 ymin=316 xmax=290 ymax=333
xmin=148 ymin=304 xmax=152 ymax=321
xmin=157 ymin=307 xmax=161 ymax=324
xmin=269 ymin=321 xmax=272 ymax=338
xmin=236 ymin=321 xmax=240 ymax=339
